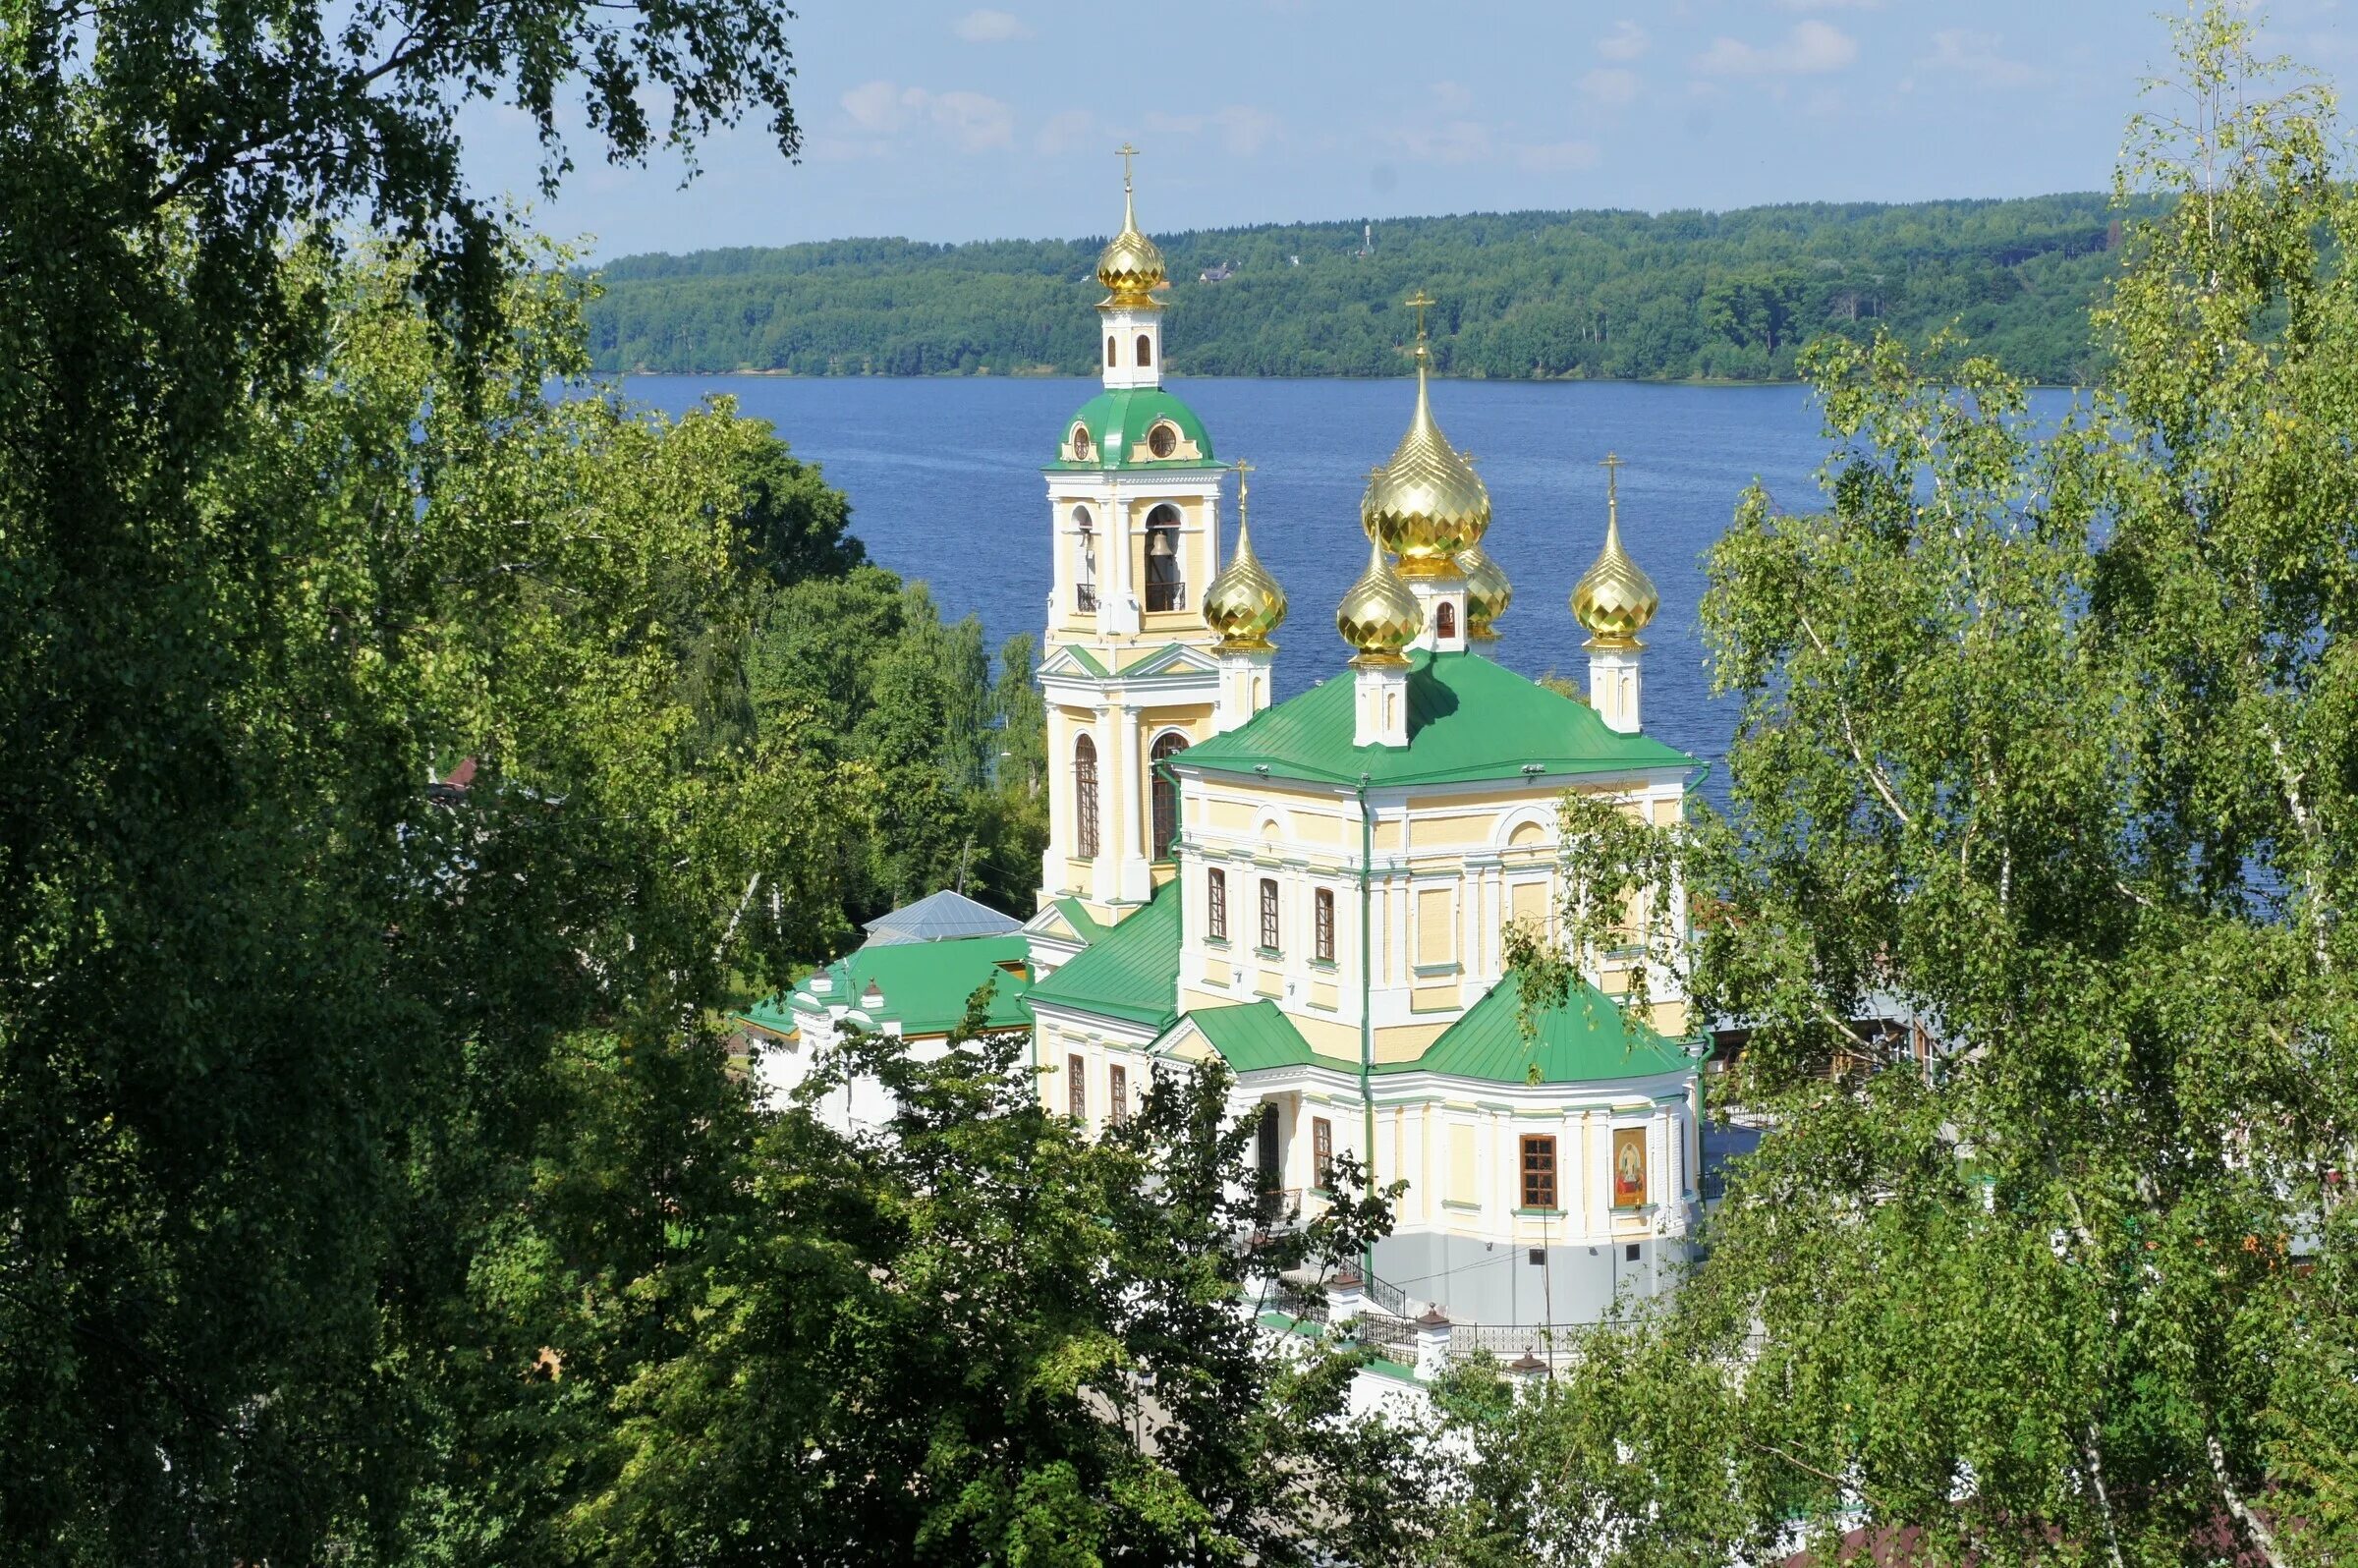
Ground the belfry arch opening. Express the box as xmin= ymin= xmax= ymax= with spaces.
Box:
xmin=1145 ymin=503 xmax=1184 ymax=611
xmin=1136 ymin=333 xmax=1152 ymax=367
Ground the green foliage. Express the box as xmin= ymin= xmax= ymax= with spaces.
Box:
xmin=586 ymin=196 xmax=2160 ymax=384
xmin=549 ymin=998 xmax=1438 ymax=1565
xmin=1455 ymin=10 xmax=2358 ymax=1563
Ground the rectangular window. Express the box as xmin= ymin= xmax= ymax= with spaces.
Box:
xmin=1207 ymin=868 xmax=1227 ymax=942
xmin=1068 ymin=1054 xmax=1087 ymax=1122
xmin=1314 ymin=887 xmax=1335 ymax=963
xmin=1259 ymin=877 xmax=1280 ymax=952
xmin=1313 ymin=1116 xmax=1334 ymax=1190
xmin=1108 ymin=1063 xmax=1128 ymax=1126
xmin=1521 ymin=1134 xmax=1558 ymax=1210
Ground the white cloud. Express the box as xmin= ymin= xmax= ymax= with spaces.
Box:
xmin=1580 ymin=67 xmax=1641 ymax=105
xmin=837 ymin=81 xmax=1014 ymax=152
xmin=1397 ymin=120 xmax=1494 ymax=165
xmin=840 ymin=79 xmax=912 ymax=134
xmin=1598 ymin=21 xmax=1650 ymax=61
xmin=1693 ymin=21 xmax=1858 ymax=76
xmin=1919 ymin=28 xmax=2037 ymax=87
xmin=1146 ymin=104 xmax=1283 ymax=156
xmin=928 ymin=89 xmax=1016 ymax=151
xmin=1035 ymin=108 xmax=1095 ymax=155
xmin=1517 ymin=140 xmax=1601 ymax=173
xmin=954 ymin=8 xmax=1031 ymax=41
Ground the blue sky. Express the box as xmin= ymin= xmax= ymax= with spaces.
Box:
xmin=463 ymin=1 xmax=2358 ymax=262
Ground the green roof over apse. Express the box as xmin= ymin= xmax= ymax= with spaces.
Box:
xmin=1047 ymin=388 xmax=1216 ymax=472
xmin=1024 ymin=880 xmax=1181 ymax=1029
xmin=1177 ymin=649 xmax=1696 ymax=789
xmin=1186 ymin=1001 xmax=1358 ymax=1075
xmin=744 ymin=933 xmax=1033 ymax=1040
xmin=1385 ymin=973 xmax=1694 ymax=1086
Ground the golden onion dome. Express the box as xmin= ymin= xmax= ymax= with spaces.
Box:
xmin=1457 ymin=542 xmax=1512 ymax=640
xmin=1095 ymin=154 xmax=1166 ymax=308
xmin=1571 ymin=458 xmax=1659 ymax=646
xmin=1361 ymin=338 xmax=1490 ymax=575
xmin=1203 ymin=466 xmax=1287 ymax=649
xmin=1336 ymin=535 xmax=1423 ymax=665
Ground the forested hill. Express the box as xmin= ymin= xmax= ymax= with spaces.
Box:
xmin=587 ymin=194 xmax=2155 ymax=384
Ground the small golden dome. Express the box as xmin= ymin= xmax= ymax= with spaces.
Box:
xmin=1336 ymin=535 xmax=1423 ymax=666
xmin=1095 ymin=149 xmax=1166 ymax=308
xmin=1203 ymin=465 xmax=1287 ymax=649
xmin=1361 ymin=301 xmax=1489 ymax=575
xmin=1458 ymin=542 xmax=1512 ymax=640
xmin=1571 ymin=456 xmax=1658 ymax=647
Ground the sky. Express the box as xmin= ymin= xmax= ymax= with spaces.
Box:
xmin=459 ymin=0 xmax=2358 ymax=262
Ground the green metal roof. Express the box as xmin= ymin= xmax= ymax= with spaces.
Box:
xmin=1048 ymin=388 xmax=1217 ymax=471
xmin=1386 ymin=973 xmax=1692 ymax=1085
xmin=1186 ymin=1001 xmax=1358 ymax=1074
xmin=1024 ymin=880 xmax=1181 ymax=1029
xmin=749 ymin=933 xmax=1033 ymax=1040
xmin=1176 ymin=649 xmax=1696 ymax=788
xmin=1050 ymin=897 xmax=1108 ymax=945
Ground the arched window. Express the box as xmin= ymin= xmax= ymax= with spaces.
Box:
xmin=1137 ymin=332 xmax=1152 ymax=367
xmin=1073 ymin=506 xmax=1097 ymax=612
xmin=1436 ymin=600 xmax=1457 ymax=639
xmin=1145 ymin=503 xmax=1184 ymax=611
xmin=1074 ymin=735 xmax=1100 ymax=859
xmin=1105 ymin=334 xmax=1116 ymax=367
xmin=1151 ymin=732 xmax=1189 ymax=857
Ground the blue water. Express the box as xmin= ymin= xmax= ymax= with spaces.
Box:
xmin=621 ymin=374 xmax=1846 ymax=779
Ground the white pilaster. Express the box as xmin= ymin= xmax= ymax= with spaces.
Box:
xmin=1353 ymin=660 xmax=1411 ymax=748
xmin=1587 ymin=642 xmax=1644 ymax=734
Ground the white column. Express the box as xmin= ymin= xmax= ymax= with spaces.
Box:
xmin=1588 ymin=643 xmax=1643 ymax=734
xmin=1353 ymin=661 xmax=1410 ymax=747
xmin=1215 ymin=646 xmax=1274 ymax=733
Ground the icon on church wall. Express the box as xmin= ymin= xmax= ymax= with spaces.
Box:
xmin=1611 ymin=1127 xmax=1648 ymax=1208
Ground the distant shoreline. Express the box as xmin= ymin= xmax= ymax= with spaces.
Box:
xmin=609 ymin=368 xmax=1816 ymax=388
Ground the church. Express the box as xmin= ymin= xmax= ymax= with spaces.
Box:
xmin=751 ymin=161 xmax=1704 ymax=1332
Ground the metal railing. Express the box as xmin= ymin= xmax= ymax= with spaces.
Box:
xmin=1146 ymin=582 xmax=1186 ymax=612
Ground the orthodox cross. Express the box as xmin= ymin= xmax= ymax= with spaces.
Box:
xmin=1115 ymin=141 xmax=1139 ymax=193
xmin=1405 ymin=288 xmax=1436 ymax=345
xmin=1600 ymin=451 xmax=1624 ymax=510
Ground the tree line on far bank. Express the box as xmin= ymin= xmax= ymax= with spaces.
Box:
xmin=586 ymin=193 xmax=2158 ymax=385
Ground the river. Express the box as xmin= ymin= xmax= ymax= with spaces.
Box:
xmin=621 ymin=373 xmax=1857 ymax=778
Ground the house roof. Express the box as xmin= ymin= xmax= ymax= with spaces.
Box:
xmin=861 ymin=888 xmax=1022 ymax=946
xmin=1176 ymin=648 xmax=1695 ymax=789
xmin=1049 ymin=897 xmax=1108 ymax=945
xmin=1023 ymin=880 xmax=1181 ymax=1029
xmin=1184 ymin=1001 xmax=1357 ymax=1074
xmin=1392 ymin=973 xmax=1693 ymax=1085
xmin=744 ymin=933 xmax=1033 ymax=1040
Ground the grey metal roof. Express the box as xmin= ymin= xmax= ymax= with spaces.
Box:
xmin=861 ymin=889 xmax=1022 ymax=946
